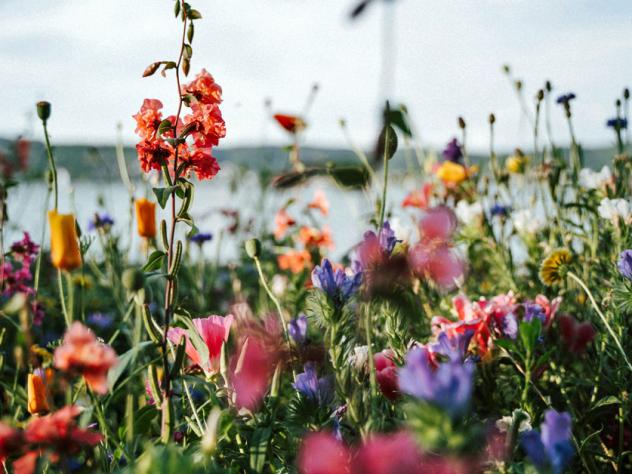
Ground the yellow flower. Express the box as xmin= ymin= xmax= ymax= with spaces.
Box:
xmin=436 ymin=161 xmax=468 ymax=185
xmin=505 ymin=154 xmax=529 ymax=174
xmin=539 ymin=249 xmax=572 ymax=286
xmin=27 ymin=372 xmax=49 ymax=415
xmin=135 ymin=198 xmax=157 ymax=238
xmin=48 ymin=210 xmax=82 ymax=270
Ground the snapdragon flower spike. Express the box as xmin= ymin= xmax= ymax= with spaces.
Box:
xmin=521 ymin=409 xmax=574 ymax=474
xmin=398 ymin=346 xmax=474 ymax=417
xmin=288 ymin=314 xmax=308 ymax=345
xmin=293 ymin=362 xmax=334 ymax=406
xmin=311 ymin=259 xmax=362 ymax=307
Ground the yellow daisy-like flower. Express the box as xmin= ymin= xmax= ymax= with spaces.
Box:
xmin=539 ymin=249 xmax=572 ymax=286
xmin=505 ymin=153 xmax=529 ymax=174
xmin=436 ymin=161 xmax=468 ymax=185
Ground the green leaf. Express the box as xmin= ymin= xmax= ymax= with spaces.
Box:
xmin=107 ymin=341 xmax=153 ymax=391
xmin=384 ymin=107 xmax=412 ymax=137
xmin=157 ymin=119 xmax=173 ymax=136
xmin=328 ymin=165 xmax=370 ymax=188
xmin=143 ymin=250 xmax=166 ymax=272
xmin=153 ymin=186 xmax=177 ymax=209
xmin=249 ymin=427 xmax=272 ymax=472
xmin=591 ymin=395 xmax=621 ymax=410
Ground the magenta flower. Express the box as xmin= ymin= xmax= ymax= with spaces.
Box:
xmin=167 ymin=314 xmax=233 ymax=375
xmin=374 ymin=350 xmax=399 ymax=400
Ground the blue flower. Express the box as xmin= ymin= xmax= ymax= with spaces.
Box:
xmin=293 ymin=362 xmax=334 ymax=406
xmin=521 ymin=409 xmax=574 ymax=474
xmin=288 ymin=314 xmax=308 ymax=345
xmin=88 ymin=213 xmax=114 ymax=231
xmin=524 ymin=303 xmax=546 ymax=324
xmin=442 ymin=138 xmax=463 ymax=164
xmin=312 ymin=258 xmax=362 ymax=306
xmin=556 ymin=93 xmax=576 ymax=105
xmin=606 ymin=117 xmax=628 ymax=130
xmin=398 ymin=346 xmax=475 ymax=417
xmin=618 ymin=250 xmax=632 ymax=281
xmin=189 ymin=232 xmax=213 ymax=245
xmin=429 ymin=330 xmax=474 ymax=363
xmin=490 ymin=204 xmax=511 ymax=217
xmin=87 ymin=312 xmax=114 ymax=329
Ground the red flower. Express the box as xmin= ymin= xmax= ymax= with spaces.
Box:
xmin=274 ymin=208 xmax=296 ymax=239
xmin=182 ymin=69 xmax=222 ymax=105
xmin=278 ymin=250 xmax=312 ymax=274
xmin=374 ymin=350 xmax=399 ymax=400
xmin=189 ymin=148 xmax=221 ymax=180
xmin=273 ymin=113 xmax=306 ymax=134
xmin=133 ymin=98 xmax=163 ymax=139
xmin=0 ymin=422 xmax=23 ymax=463
xmin=308 ymin=190 xmax=329 ymax=216
xmin=402 ymin=183 xmax=433 ymax=209
xmin=299 ymin=226 xmax=334 ymax=250
xmin=53 ymin=322 xmax=117 ymax=394
xmin=558 ymin=314 xmax=595 ymax=354
xmin=353 ymin=431 xmax=424 ymax=474
xmin=136 ymin=138 xmax=172 ymax=173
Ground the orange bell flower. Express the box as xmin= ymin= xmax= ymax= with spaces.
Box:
xmin=27 ymin=372 xmax=49 ymax=415
xmin=48 ymin=210 xmax=82 ymax=270
xmin=135 ymin=198 xmax=157 ymax=238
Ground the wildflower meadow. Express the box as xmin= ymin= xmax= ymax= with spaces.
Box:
xmin=1 ymin=1 xmax=632 ymax=473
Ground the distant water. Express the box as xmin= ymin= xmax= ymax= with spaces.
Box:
xmin=5 ymin=165 xmax=415 ymax=263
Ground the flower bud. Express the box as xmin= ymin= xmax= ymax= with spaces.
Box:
xmin=48 ymin=210 xmax=82 ymax=271
xmin=135 ymin=198 xmax=157 ymax=238
xmin=545 ymin=80 xmax=552 ymax=92
xmin=488 ymin=113 xmax=496 ymax=125
xmin=122 ymin=268 xmax=145 ymax=292
xmin=36 ymin=101 xmax=51 ymax=122
xmin=625 ymin=88 xmax=630 ymax=100
xmin=537 ymin=89 xmax=544 ymax=102
xmin=458 ymin=116 xmax=466 ymax=129
xmin=615 ymin=99 xmax=621 ymax=108
xmin=245 ymin=238 xmax=262 ymax=258
xmin=27 ymin=372 xmax=49 ymax=415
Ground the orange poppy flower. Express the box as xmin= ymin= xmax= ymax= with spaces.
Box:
xmin=48 ymin=211 xmax=82 ymax=271
xmin=135 ymin=198 xmax=157 ymax=238
xmin=27 ymin=372 xmax=49 ymax=415
xmin=274 ymin=208 xmax=296 ymax=240
xmin=307 ymin=190 xmax=329 ymax=216
xmin=278 ymin=250 xmax=312 ymax=274
xmin=298 ymin=226 xmax=334 ymax=250
xmin=273 ymin=114 xmax=306 ymax=134
xmin=402 ymin=183 xmax=433 ymax=209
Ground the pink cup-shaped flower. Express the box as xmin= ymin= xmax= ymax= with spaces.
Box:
xmin=298 ymin=432 xmax=351 ymax=474
xmin=167 ymin=315 xmax=233 ymax=375
xmin=409 ymin=243 xmax=464 ymax=290
xmin=230 ymin=336 xmax=277 ymax=410
xmin=352 ymin=431 xmax=423 ymax=474
xmin=419 ymin=206 xmax=457 ymax=241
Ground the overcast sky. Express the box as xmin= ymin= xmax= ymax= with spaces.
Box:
xmin=1 ymin=0 xmax=631 ymax=152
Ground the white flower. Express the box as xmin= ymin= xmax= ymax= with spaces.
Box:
xmin=598 ymin=198 xmax=631 ymax=221
xmin=495 ymin=410 xmax=532 ymax=433
xmin=512 ymin=209 xmax=546 ymax=234
xmin=349 ymin=345 xmax=369 ymax=370
xmin=579 ymin=166 xmax=612 ymax=190
xmin=455 ymin=200 xmax=483 ymax=226
xmin=271 ymin=274 xmax=288 ymax=297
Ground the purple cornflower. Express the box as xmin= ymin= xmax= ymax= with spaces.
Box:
xmin=429 ymin=330 xmax=474 ymax=363
xmin=618 ymin=250 xmax=632 ymax=281
xmin=521 ymin=409 xmax=574 ymax=474
xmin=490 ymin=204 xmax=511 ymax=217
xmin=556 ymin=93 xmax=576 ymax=105
xmin=606 ymin=117 xmax=628 ymax=129
xmin=398 ymin=346 xmax=475 ymax=417
xmin=312 ymin=258 xmax=362 ymax=306
xmin=524 ymin=303 xmax=547 ymax=324
xmin=288 ymin=314 xmax=308 ymax=345
xmin=87 ymin=312 xmax=114 ymax=329
xmin=293 ymin=362 xmax=334 ymax=406
xmin=88 ymin=213 xmax=114 ymax=231
xmin=189 ymin=232 xmax=213 ymax=245
xmin=442 ymin=138 xmax=463 ymax=164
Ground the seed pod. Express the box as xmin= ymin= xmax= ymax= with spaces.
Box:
xmin=36 ymin=101 xmax=51 ymax=122
xmin=245 ymin=238 xmax=262 ymax=259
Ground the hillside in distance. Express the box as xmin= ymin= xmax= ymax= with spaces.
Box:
xmin=0 ymin=136 xmax=619 ymax=181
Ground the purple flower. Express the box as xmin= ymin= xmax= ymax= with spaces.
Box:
xmin=429 ymin=330 xmax=474 ymax=363
xmin=10 ymin=232 xmax=39 ymax=264
xmin=606 ymin=117 xmax=628 ymax=129
xmin=189 ymin=232 xmax=213 ymax=245
xmin=556 ymin=93 xmax=576 ymax=105
xmin=312 ymin=258 xmax=362 ymax=306
xmin=521 ymin=409 xmax=574 ymax=474
xmin=288 ymin=314 xmax=308 ymax=345
xmin=618 ymin=250 xmax=632 ymax=280
xmin=87 ymin=312 xmax=114 ymax=329
xmin=88 ymin=213 xmax=114 ymax=231
xmin=490 ymin=204 xmax=511 ymax=217
xmin=442 ymin=138 xmax=463 ymax=164
xmin=398 ymin=346 xmax=474 ymax=417
xmin=502 ymin=312 xmax=518 ymax=339
xmin=354 ymin=221 xmax=398 ymax=271
xmin=293 ymin=362 xmax=334 ymax=406
xmin=524 ymin=303 xmax=546 ymax=324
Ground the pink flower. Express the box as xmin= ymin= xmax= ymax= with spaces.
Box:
xmin=353 ymin=431 xmax=423 ymax=474
xmin=558 ymin=314 xmax=595 ymax=354
xmin=167 ymin=315 xmax=233 ymax=375
xmin=182 ymin=69 xmax=223 ymax=105
xmin=308 ymin=190 xmax=330 ymax=216
xmin=133 ymin=99 xmax=163 ymax=139
xmin=230 ymin=336 xmax=278 ymax=410
xmin=374 ymin=350 xmax=399 ymax=400
xmin=298 ymin=432 xmax=351 ymax=474
xmin=534 ymin=295 xmax=562 ymax=327
xmin=419 ymin=205 xmax=457 ymax=241
xmin=53 ymin=322 xmax=117 ymax=394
